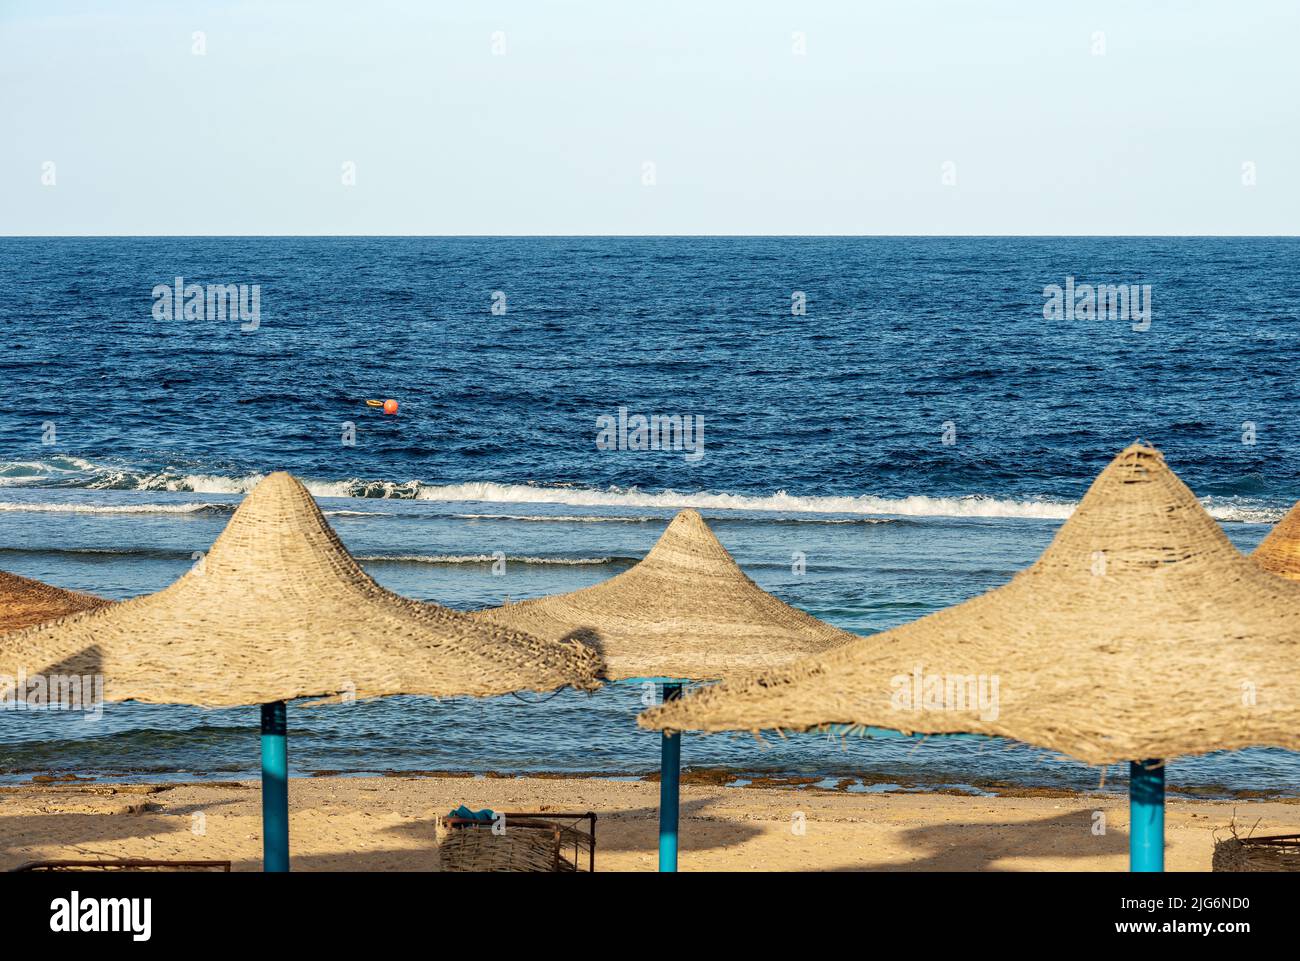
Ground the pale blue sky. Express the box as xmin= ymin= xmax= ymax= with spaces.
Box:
xmin=1 ymin=0 xmax=1295 ymax=235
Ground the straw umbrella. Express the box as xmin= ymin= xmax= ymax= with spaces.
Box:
xmin=1252 ymin=501 xmax=1300 ymax=582
xmin=474 ymin=508 xmax=856 ymax=870
xmin=0 ymin=472 xmax=601 ymax=871
xmin=640 ymin=444 xmax=1300 ymax=872
xmin=0 ymin=570 xmax=110 ymax=634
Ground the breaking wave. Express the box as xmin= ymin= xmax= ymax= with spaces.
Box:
xmin=0 ymin=459 xmax=1281 ymax=522
xmin=354 ymin=554 xmax=628 ymax=566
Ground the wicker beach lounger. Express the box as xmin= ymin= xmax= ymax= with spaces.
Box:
xmin=436 ymin=811 xmax=596 ymax=872
xmin=1212 ymin=834 xmax=1300 ymax=872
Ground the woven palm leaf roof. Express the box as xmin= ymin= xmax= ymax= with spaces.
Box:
xmin=0 ymin=473 xmax=600 ymax=706
xmin=640 ymin=444 xmax=1300 ymax=765
xmin=0 ymin=570 xmax=110 ymax=635
xmin=473 ymin=509 xmax=857 ymax=681
xmin=1252 ymin=501 xmax=1300 ymax=582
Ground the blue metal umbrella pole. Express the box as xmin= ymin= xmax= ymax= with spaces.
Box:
xmin=658 ymin=682 xmax=684 ymax=872
xmin=1129 ymin=758 xmax=1165 ymax=872
xmin=261 ymin=700 xmax=290 ymax=872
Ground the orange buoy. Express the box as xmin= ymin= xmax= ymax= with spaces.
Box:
xmin=382 ymin=399 xmax=399 ymax=415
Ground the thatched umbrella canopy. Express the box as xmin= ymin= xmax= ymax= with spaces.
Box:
xmin=475 ymin=508 xmax=856 ymax=870
xmin=474 ymin=508 xmax=855 ymax=681
xmin=641 ymin=444 xmax=1300 ymax=871
xmin=0 ymin=472 xmax=601 ymax=870
xmin=0 ymin=570 xmax=109 ymax=635
xmin=1252 ymin=501 xmax=1300 ymax=582
xmin=0 ymin=473 xmax=600 ymax=704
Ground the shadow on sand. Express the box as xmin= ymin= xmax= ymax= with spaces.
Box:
xmin=814 ymin=809 xmax=1129 ymax=871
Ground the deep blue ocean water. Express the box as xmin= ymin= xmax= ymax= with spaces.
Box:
xmin=1 ymin=236 xmax=1298 ymax=795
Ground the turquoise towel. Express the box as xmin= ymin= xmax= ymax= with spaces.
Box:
xmin=448 ymin=804 xmax=495 ymax=822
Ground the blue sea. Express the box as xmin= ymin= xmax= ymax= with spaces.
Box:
xmin=1 ymin=236 xmax=1298 ymax=796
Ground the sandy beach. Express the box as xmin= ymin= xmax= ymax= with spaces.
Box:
xmin=4 ymin=775 xmax=1297 ymax=872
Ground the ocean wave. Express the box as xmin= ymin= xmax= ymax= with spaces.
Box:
xmin=0 ymin=501 xmax=226 ymax=515
xmin=0 ymin=456 xmax=104 ymax=486
xmin=763 ymin=516 xmax=899 ymax=525
xmin=0 ymin=461 xmax=1282 ymax=522
xmin=421 ymin=482 xmax=1080 ymax=519
xmin=451 ymin=512 xmax=897 ymax=525
xmin=91 ymin=471 xmax=272 ymax=495
xmin=354 ymin=554 xmax=627 ymax=566
xmin=453 ymin=513 xmax=660 ymax=523
xmin=1201 ymin=502 xmax=1283 ymax=524
xmin=0 ymin=541 xmax=624 ymax=567
xmin=0 ymin=546 xmax=190 ymax=558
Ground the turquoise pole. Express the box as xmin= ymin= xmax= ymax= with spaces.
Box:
xmin=261 ymin=701 xmax=290 ymax=872
xmin=1129 ymin=759 xmax=1165 ymax=872
xmin=658 ymin=682 xmax=683 ymax=872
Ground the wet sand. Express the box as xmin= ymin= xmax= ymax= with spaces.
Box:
xmin=3 ymin=775 xmax=1297 ymax=872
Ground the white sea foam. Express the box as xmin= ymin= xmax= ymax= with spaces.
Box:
xmin=0 ymin=501 xmax=219 ymax=515
xmin=453 ymin=513 xmax=659 ymax=523
xmin=451 ymin=511 xmax=895 ymax=525
xmin=355 ymin=554 xmax=620 ymax=566
xmin=0 ymin=456 xmax=104 ymax=485
xmin=0 ymin=461 xmax=1282 ymax=523
xmin=419 ymin=481 xmax=1078 ymax=519
xmin=416 ymin=482 xmax=1283 ymax=523
xmin=51 ymin=466 xmax=1078 ymax=519
xmin=127 ymin=472 xmax=268 ymax=495
xmin=1202 ymin=502 xmax=1283 ymax=524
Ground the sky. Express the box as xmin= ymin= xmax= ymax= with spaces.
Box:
xmin=1 ymin=0 xmax=1296 ymax=235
